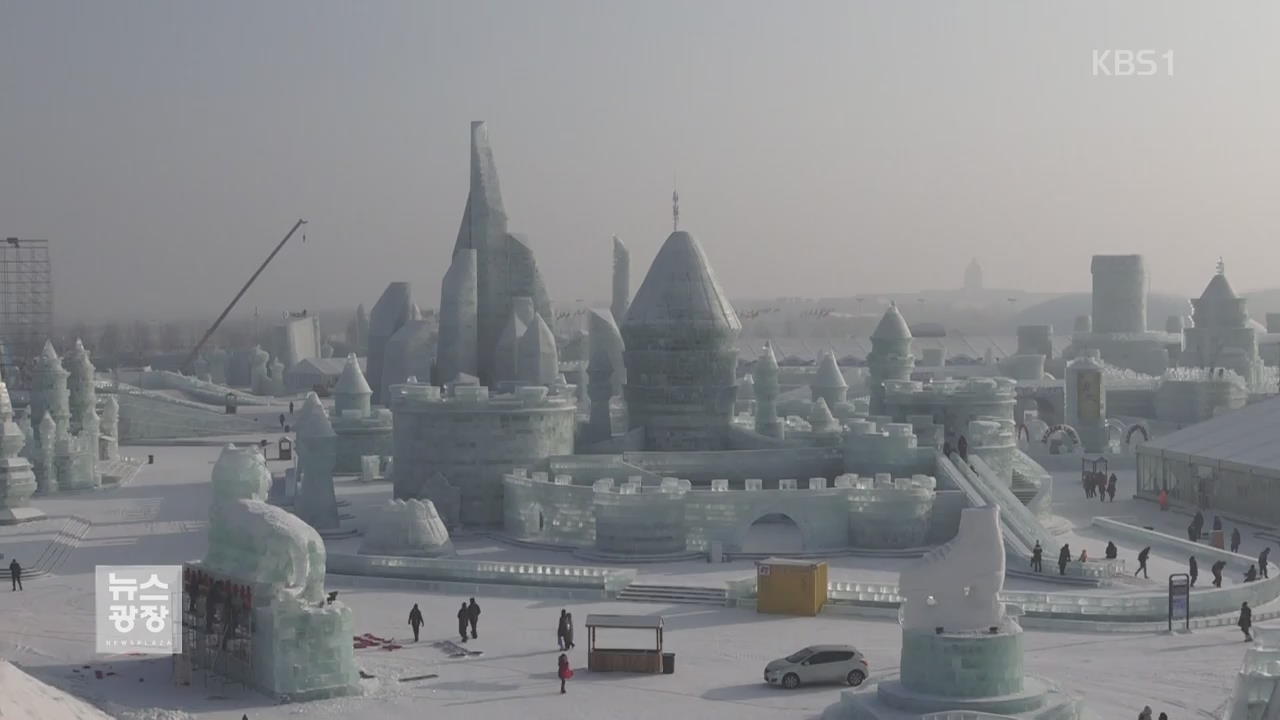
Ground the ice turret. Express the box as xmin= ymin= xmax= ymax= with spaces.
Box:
xmin=367 ymin=282 xmax=414 ymax=404
xmin=752 ymin=342 xmax=782 ymax=439
xmin=812 ymin=350 xmax=848 ymax=408
xmin=518 ymin=314 xmax=559 ymax=386
xmin=867 ymin=304 xmax=915 ymax=415
xmin=294 ymin=393 xmax=340 ymax=531
xmin=588 ymin=309 xmax=625 ymax=398
xmin=807 ymin=397 xmax=839 ymax=435
xmin=622 ymin=230 xmax=740 ymax=450
xmin=334 ymin=353 xmax=372 ymax=417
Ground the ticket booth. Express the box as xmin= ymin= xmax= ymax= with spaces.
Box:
xmin=586 ymin=614 xmax=665 ymax=674
xmin=756 ymin=558 xmax=828 ymax=616
xmin=277 ymin=437 xmax=293 ymax=461
xmin=225 ymin=392 xmax=238 ymax=414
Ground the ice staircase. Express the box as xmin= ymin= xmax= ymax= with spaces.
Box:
xmin=616 ymin=583 xmax=727 ymax=606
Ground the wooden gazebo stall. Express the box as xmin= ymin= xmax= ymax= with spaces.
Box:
xmin=585 ymin=614 xmax=664 ymax=673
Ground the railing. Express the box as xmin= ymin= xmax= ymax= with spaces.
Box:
xmin=326 ymin=553 xmax=637 ymax=594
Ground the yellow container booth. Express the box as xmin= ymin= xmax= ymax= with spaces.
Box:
xmin=755 ymin=558 xmax=828 ymax=616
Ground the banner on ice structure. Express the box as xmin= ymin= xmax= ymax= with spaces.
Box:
xmin=95 ymin=565 xmax=182 ymax=654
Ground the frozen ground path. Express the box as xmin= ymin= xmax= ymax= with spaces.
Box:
xmin=0 ymin=440 xmax=1268 ymax=719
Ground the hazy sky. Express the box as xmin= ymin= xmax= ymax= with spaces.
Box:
xmin=3 ymin=1 xmax=1279 ymax=324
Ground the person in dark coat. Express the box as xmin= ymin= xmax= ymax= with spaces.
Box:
xmin=1105 ymin=541 xmax=1118 ymax=560
xmin=1139 ymin=705 xmax=1153 ymax=720
xmin=1135 ymin=547 xmax=1151 ymax=579
xmin=457 ymin=602 xmax=469 ymax=643
xmin=957 ymin=435 xmax=968 ymax=461
xmin=1245 ymin=565 xmax=1258 ymax=583
xmin=408 ymin=603 xmax=424 ymax=642
xmin=1058 ymin=544 xmax=1071 ymax=576
xmin=1240 ymin=601 xmax=1253 ymax=641
xmin=1231 ymin=527 xmax=1242 ymax=553
xmin=1107 ymin=473 xmax=1117 ymax=502
xmin=289 ymin=401 xmax=295 ymax=415
xmin=1193 ymin=510 xmax=1205 ymax=534
xmin=1213 ymin=515 xmax=1223 ymax=532
xmin=564 ymin=612 xmax=575 ymax=650
xmin=1189 ymin=555 xmax=1198 ymax=587
xmin=558 ymin=653 xmax=572 ymax=694
xmin=1031 ymin=542 xmax=1043 ymax=573
xmin=278 ymin=413 xmax=286 ymax=429
xmin=1259 ymin=547 xmax=1271 ymax=578
xmin=1158 ymin=713 xmax=1168 ymax=720
xmin=467 ymin=598 xmax=481 ymax=639
xmin=557 ymin=609 xmax=568 ymax=650
xmin=9 ymin=559 xmax=21 ymax=591
xmin=1212 ymin=560 xmax=1227 ymax=588
xmin=1098 ymin=477 xmax=1106 ymax=503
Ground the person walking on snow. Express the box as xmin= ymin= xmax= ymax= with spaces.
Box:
xmin=1245 ymin=565 xmax=1258 ymax=583
xmin=1078 ymin=548 xmax=1088 ymax=563
xmin=1031 ymin=542 xmax=1043 ymax=573
xmin=457 ymin=602 xmax=470 ymax=643
xmin=1107 ymin=473 xmax=1117 ymax=502
xmin=1240 ymin=601 xmax=1253 ymax=642
xmin=467 ymin=597 xmax=481 ymax=639
xmin=1135 ymin=547 xmax=1151 ymax=579
xmin=1189 ymin=556 xmax=1198 ymax=587
xmin=408 ymin=603 xmax=423 ymax=642
xmin=1212 ymin=560 xmax=1227 ymax=588
xmin=1232 ymin=527 xmax=1242 ymax=553
xmin=9 ymin=559 xmax=20 ymax=591
xmin=1259 ymin=547 xmax=1271 ymax=578
xmin=1058 ymin=544 xmax=1071 ymax=576
xmin=289 ymin=400 xmax=294 ymax=415
xmin=1105 ymin=541 xmax=1118 ymax=560
xmin=558 ymin=653 xmax=572 ymax=694
xmin=1158 ymin=489 xmax=1169 ymax=511
xmin=557 ymin=609 xmax=569 ymax=650
xmin=564 ymin=612 xmax=576 ymax=650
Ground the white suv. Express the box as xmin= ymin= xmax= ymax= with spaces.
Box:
xmin=763 ymin=645 xmax=869 ymax=689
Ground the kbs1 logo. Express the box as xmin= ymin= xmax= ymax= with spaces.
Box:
xmin=1092 ymin=49 xmax=1174 ymax=77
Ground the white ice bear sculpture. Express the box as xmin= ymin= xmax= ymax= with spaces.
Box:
xmin=899 ymin=505 xmax=1005 ymax=632
xmin=205 ymin=444 xmax=325 ymax=603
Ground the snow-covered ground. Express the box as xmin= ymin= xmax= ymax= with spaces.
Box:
xmin=0 ymin=437 xmax=1267 ymax=719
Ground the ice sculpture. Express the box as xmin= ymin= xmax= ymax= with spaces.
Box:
xmin=493 ymin=304 xmax=526 ymax=383
xmin=807 ymin=397 xmax=839 ymax=435
xmin=752 ymin=342 xmax=782 ymax=438
xmin=899 ymin=505 xmax=1005 ymax=633
xmin=611 ymin=235 xmax=630 ymax=325
xmin=99 ymin=395 xmax=119 ymax=461
xmin=196 ymin=445 xmax=357 ymax=700
xmin=249 ymin=345 xmax=271 ymax=396
xmin=451 ymin=122 xmax=553 ymax=385
xmin=367 ymin=281 xmax=413 ymax=405
xmin=812 ymin=350 xmax=848 ymax=408
xmin=358 ymin=498 xmax=454 ymax=557
xmin=622 ymin=230 xmax=741 ymax=450
xmin=334 ymin=353 xmax=372 ymax=416
xmin=867 ymin=305 xmax=914 ymax=415
xmin=294 ymin=393 xmax=340 ymax=531
xmin=518 ymin=313 xmax=559 ymax=385
xmin=33 ymin=414 xmax=55 ymax=495
xmin=435 ymin=249 xmax=479 ymax=384
xmin=586 ymin=343 xmax=615 ymax=443
xmin=380 ymin=304 xmax=434 ymax=401
xmin=0 ymin=381 xmax=42 ymax=524
xmin=65 ymin=339 xmax=100 ymax=484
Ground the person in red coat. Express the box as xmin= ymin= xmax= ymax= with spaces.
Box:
xmin=558 ymin=653 xmax=573 ymax=694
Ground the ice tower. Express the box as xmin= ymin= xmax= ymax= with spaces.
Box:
xmin=0 ymin=380 xmax=42 ymax=524
xmin=294 ymin=393 xmax=341 ymax=532
xmin=435 ymin=248 xmax=479 ymax=384
xmin=867 ymin=305 xmax=915 ymax=416
xmin=752 ymin=342 xmax=782 ymax=439
xmin=611 ymin=235 xmax=630 ymax=325
xmin=622 ymin=230 xmax=741 ymax=451
xmin=451 ymin=121 xmax=553 ymax=385
xmin=367 ymin=281 xmax=413 ymax=405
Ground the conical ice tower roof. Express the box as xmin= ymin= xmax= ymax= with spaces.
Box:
xmin=624 ymin=231 xmax=740 ymax=332
xmin=872 ymin=304 xmax=913 ymax=341
xmin=1198 ymin=272 xmax=1238 ymax=304
xmin=814 ymin=350 xmax=847 ymax=388
xmin=335 ymin=353 xmax=371 ymax=396
xmin=294 ymin=392 xmax=336 ymax=438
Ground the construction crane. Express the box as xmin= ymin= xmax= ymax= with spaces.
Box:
xmin=181 ymin=219 xmax=307 ymax=374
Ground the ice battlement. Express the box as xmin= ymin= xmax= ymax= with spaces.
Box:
xmin=387 ymin=381 xmax=576 ymax=412
xmin=883 ymin=376 xmax=1017 ymax=401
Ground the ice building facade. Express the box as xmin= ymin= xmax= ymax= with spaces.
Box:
xmin=1063 ymin=254 xmax=1181 ymax=376
xmin=183 ymin=445 xmax=357 ymax=700
xmin=27 ymin=341 xmax=100 ymax=492
xmin=1182 ymin=267 xmax=1264 ymax=383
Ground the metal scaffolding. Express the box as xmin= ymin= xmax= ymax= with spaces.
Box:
xmin=0 ymin=239 xmax=53 ymax=389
